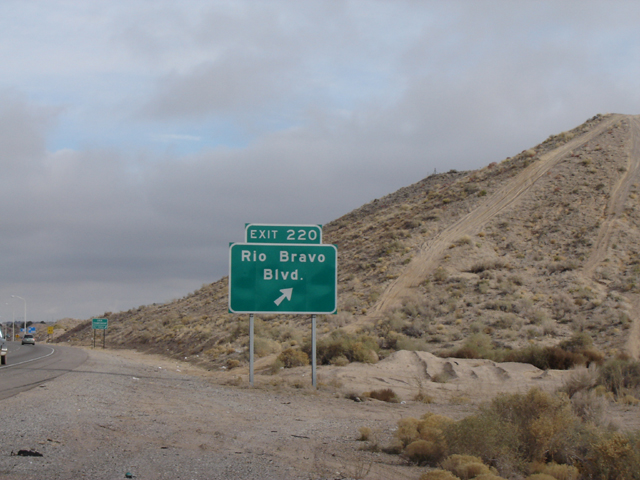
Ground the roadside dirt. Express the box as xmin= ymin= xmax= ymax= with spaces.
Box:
xmin=2 ymin=347 xmax=639 ymax=480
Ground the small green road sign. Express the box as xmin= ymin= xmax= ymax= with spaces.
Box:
xmin=229 ymin=243 xmax=337 ymax=314
xmin=244 ymin=224 xmax=322 ymax=244
xmin=92 ymin=318 xmax=108 ymax=330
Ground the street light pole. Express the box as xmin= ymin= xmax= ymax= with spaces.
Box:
xmin=6 ymin=303 xmax=14 ymax=340
xmin=11 ymin=295 xmax=26 ymax=336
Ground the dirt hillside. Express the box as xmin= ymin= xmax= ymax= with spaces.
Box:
xmin=56 ymin=113 xmax=640 ymax=378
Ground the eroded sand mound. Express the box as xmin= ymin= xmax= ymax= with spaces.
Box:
xmin=316 ymin=350 xmax=569 ymax=403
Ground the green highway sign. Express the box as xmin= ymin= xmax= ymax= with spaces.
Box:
xmin=244 ymin=224 xmax=322 ymax=244
xmin=92 ymin=318 xmax=108 ymax=330
xmin=229 ymin=243 xmax=337 ymax=314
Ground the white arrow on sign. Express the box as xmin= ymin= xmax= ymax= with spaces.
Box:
xmin=274 ymin=288 xmax=293 ymax=306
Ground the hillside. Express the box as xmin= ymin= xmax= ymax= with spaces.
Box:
xmin=57 ymin=113 xmax=640 ymax=371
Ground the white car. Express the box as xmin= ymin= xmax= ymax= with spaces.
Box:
xmin=21 ymin=334 xmax=35 ymax=346
xmin=0 ymin=329 xmax=7 ymax=365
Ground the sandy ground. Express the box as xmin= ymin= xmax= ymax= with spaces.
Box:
xmin=1 ymin=346 xmax=638 ymax=480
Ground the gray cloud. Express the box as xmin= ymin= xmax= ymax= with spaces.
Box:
xmin=2 ymin=1 xmax=640 ymax=322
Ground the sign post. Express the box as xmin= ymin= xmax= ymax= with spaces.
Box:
xmin=229 ymin=224 xmax=337 ymax=388
xmin=92 ymin=318 xmax=108 ymax=348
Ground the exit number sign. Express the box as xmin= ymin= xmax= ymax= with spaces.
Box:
xmin=244 ymin=224 xmax=322 ymax=244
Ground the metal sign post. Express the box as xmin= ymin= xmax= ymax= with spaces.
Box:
xmin=249 ymin=314 xmax=254 ymax=387
xmin=312 ymin=315 xmax=317 ymax=387
xmin=92 ymin=318 xmax=108 ymax=349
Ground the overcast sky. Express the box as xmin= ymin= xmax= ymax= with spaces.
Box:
xmin=2 ymin=1 xmax=640 ymax=323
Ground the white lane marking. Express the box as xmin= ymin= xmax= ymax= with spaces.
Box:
xmin=0 ymin=346 xmax=55 ymax=369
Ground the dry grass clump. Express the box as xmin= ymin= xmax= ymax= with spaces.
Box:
xmin=364 ymin=388 xmax=401 ymax=403
xmin=597 ymin=355 xmax=640 ymax=398
xmin=389 ymin=387 xmax=640 ymax=478
xmin=443 ymin=333 xmax=604 ymax=371
xmin=419 ymin=470 xmax=459 ymax=480
xmin=275 ymin=348 xmax=309 ymax=368
xmin=440 ymin=454 xmax=492 ymax=479
xmin=305 ymin=329 xmax=379 ymax=365
xmin=357 ymin=426 xmax=372 ymax=441
xmin=528 ymin=462 xmax=579 ymax=480
xmin=467 ymin=259 xmax=507 ymax=274
xmin=393 ymin=413 xmax=454 ymax=465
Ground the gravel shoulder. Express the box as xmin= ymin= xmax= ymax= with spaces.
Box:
xmin=2 ymin=345 xmax=639 ymax=480
xmin=0 ymin=347 xmax=470 ymax=480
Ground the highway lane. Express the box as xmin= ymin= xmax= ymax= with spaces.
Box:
xmin=0 ymin=342 xmax=88 ymax=400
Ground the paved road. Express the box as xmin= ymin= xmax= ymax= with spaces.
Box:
xmin=0 ymin=342 xmax=88 ymax=400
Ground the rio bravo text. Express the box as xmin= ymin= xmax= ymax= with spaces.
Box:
xmin=229 ymin=243 xmax=337 ymax=314
xmin=241 ymin=249 xmax=328 ymax=280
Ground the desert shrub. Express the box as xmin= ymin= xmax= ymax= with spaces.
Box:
xmin=358 ymin=426 xmax=372 ymax=441
xmin=269 ymin=357 xmax=284 ymax=374
xmin=253 ymin=337 xmax=281 ymax=357
xmin=559 ymin=332 xmax=592 ymax=351
xmin=580 ymin=431 xmax=640 ymax=480
xmin=276 ymin=348 xmax=309 ymax=368
xmin=444 ymin=409 xmax=521 ymax=473
xmin=394 ymin=414 xmax=453 ymax=466
xmin=569 ymin=390 xmax=607 ymax=425
xmin=434 ymin=267 xmax=448 ymax=283
xmin=306 ymin=330 xmax=379 ymax=365
xmin=330 ymin=355 xmax=349 ymax=366
xmin=504 ymin=345 xmax=587 ymax=370
xmin=597 ymin=356 xmax=640 ymax=397
xmin=414 ymin=391 xmax=434 ymax=404
xmin=367 ymin=388 xmax=400 ymax=403
xmin=532 ymin=462 xmax=579 ymax=480
xmin=441 ymin=389 xmax=583 ymax=476
xmin=467 ymin=259 xmax=506 ymax=273
xmin=405 ymin=440 xmax=446 ymax=465
xmin=621 ymin=394 xmax=640 ymax=405
xmin=447 ymin=333 xmax=498 ymax=360
xmin=419 ymin=469 xmax=459 ymax=480
xmin=440 ymin=454 xmax=491 ymax=479
xmin=396 ymin=335 xmax=429 ymax=352
xmin=394 ymin=384 xmax=640 ymax=478
xmin=396 ymin=417 xmax=421 ymax=447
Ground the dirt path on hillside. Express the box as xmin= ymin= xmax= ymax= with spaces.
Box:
xmin=582 ymin=116 xmax=640 ymax=278
xmin=372 ymin=114 xmax=622 ymax=315
xmin=578 ymin=115 xmax=640 ymax=359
